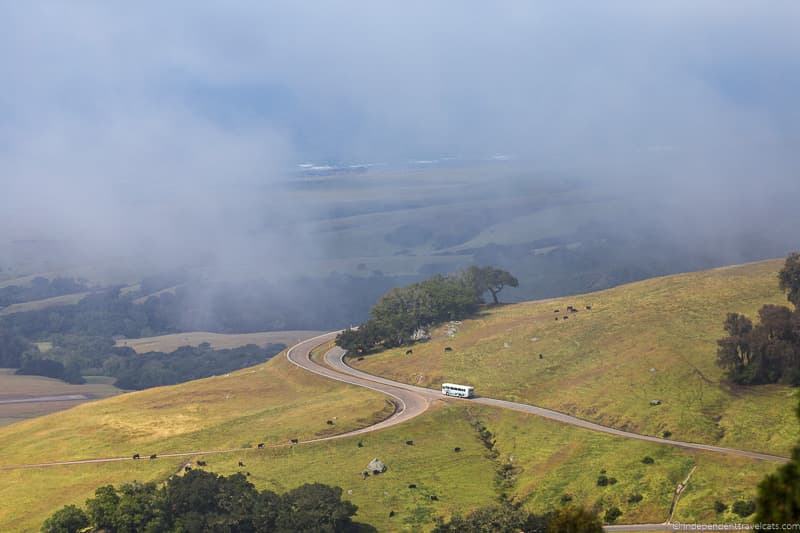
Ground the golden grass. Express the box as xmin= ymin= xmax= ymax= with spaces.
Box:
xmin=0 ymin=292 xmax=90 ymax=316
xmin=114 ymin=330 xmax=322 ymax=353
xmin=353 ymin=259 xmax=799 ymax=456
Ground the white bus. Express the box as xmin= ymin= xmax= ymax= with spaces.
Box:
xmin=441 ymin=383 xmax=474 ymax=398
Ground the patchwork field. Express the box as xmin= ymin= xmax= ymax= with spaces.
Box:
xmin=114 ymin=330 xmax=322 ymax=353
xmin=353 ymin=259 xmax=799 ymax=456
xmin=0 ymin=370 xmax=121 ymax=426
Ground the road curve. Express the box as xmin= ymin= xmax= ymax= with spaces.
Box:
xmin=318 ymin=341 xmax=788 ymax=464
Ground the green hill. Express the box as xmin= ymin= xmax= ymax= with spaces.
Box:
xmin=353 ymin=259 xmax=798 ymax=456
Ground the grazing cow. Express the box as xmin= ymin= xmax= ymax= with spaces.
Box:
xmin=197 ymin=460 xmax=207 ymax=466
xmin=430 ymin=495 xmax=439 ymax=501
xmin=184 ymin=465 xmax=192 ymax=472
xmin=563 ymin=316 xmax=569 ymax=320
xmin=554 ymin=309 xmax=560 ymax=313
xmin=238 ymin=461 xmax=245 ymax=467
xmin=444 ymin=347 xmax=453 ymax=352
xmin=326 ymin=420 xmax=334 ymax=425
xmin=405 ymin=349 xmax=413 ymax=355
xmin=405 ymin=440 xmax=414 ymax=445
xmin=357 ymin=356 xmax=365 ymax=361
xmin=246 ymin=472 xmax=251 ymax=477
xmin=290 ymin=438 xmax=299 ymax=444
xmin=539 ymin=353 xmax=543 ymax=359
xmin=132 ymin=453 xmax=140 ymax=460
xmin=408 ymin=484 xmax=417 ymax=489
xmin=257 ymin=443 xmax=265 ymax=449
xmin=149 ymin=454 xmax=157 ymax=460
xmin=357 ymin=441 xmax=364 ymax=448
xmin=586 ymin=305 xmax=592 ymax=310
xmin=389 ymin=510 xmax=396 ymax=518
xmin=453 ymin=447 xmax=461 ymax=452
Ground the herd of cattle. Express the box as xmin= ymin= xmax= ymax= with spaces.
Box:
xmin=554 ymin=304 xmax=592 ymax=321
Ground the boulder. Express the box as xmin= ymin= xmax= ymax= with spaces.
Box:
xmin=367 ymin=458 xmax=387 ymax=474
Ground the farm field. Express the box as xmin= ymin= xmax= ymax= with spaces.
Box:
xmin=352 ymin=259 xmax=800 ymax=456
xmin=114 ymin=330 xmax=323 ymax=353
xmin=0 ymin=370 xmax=121 ymax=426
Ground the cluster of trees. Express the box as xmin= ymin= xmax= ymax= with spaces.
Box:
xmin=12 ymin=337 xmax=283 ymax=390
xmin=336 ymin=266 xmax=518 ymax=353
xmin=110 ymin=343 xmax=284 ymax=390
xmin=717 ymin=253 xmax=800 ymax=385
xmin=42 ymin=472 xmax=363 ymax=533
xmin=432 ymin=501 xmax=602 ymax=532
xmin=0 ymin=277 xmax=88 ymax=308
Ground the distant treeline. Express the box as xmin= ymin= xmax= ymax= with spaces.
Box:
xmin=717 ymin=253 xmax=800 ymax=385
xmin=14 ymin=338 xmax=283 ymax=390
xmin=0 ymin=276 xmax=89 ymax=308
xmin=336 ymin=266 xmax=518 ymax=353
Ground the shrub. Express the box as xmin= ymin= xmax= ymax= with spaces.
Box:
xmin=560 ymin=494 xmax=574 ymax=504
xmin=732 ymin=500 xmax=756 ymax=517
xmin=642 ymin=456 xmax=655 ymax=464
xmin=608 ymin=477 xmax=618 ymax=485
xmin=597 ymin=475 xmax=609 ymax=487
xmin=41 ymin=505 xmax=89 ymax=533
xmin=714 ymin=500 xmax=728 ymax=513
xmin=628 ymin=494 xmax=643 ymax=504
xmin=604 ymin=506 xmax=623 ymax=523
xmin=662 ymin=430 xmax=672 ymax=438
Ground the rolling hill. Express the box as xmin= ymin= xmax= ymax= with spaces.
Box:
xmin=352 ymin=259 xmax=799 ymax=456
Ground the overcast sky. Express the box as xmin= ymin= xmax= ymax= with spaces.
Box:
xmin=0 ymin=2 xmax=798 ymax=271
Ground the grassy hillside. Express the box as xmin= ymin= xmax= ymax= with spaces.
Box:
xmin=353 ymin=259 xmax=799 ymax=456
xmin=115 ymin=330 xmax=321 ymax=353
xmin=0 ymin=354 xmax=393 ymax=531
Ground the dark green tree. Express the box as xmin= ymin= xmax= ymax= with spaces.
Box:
xmin=432 ymin=501 xmax=547 ymax=532
xmin=779 ymin=252 xmax=800 ymax=309
xmin=40 ymin=505 xmax=89 ymax=533
xmin=276 ymin=483 xmax=358 ymax=533
xmin=547 ymin=506 xmax=604 ymax=533
xmin=755 ymin=402 xmax=800 ymax=523
xmin=86 ymin=485 xmax=120 ymax=530
xmin=464 ymin=266 xmax=519 ymax=304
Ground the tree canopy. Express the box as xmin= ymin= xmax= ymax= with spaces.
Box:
xmin=336 ymin=266 xmax=518 ymax=353
xmin=42 ymin=471 xmax=362 ymax=533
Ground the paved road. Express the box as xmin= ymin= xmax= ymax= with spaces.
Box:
xmin=318 ymin=343 xmax=788 ymax=463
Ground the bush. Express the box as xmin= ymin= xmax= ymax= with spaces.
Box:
xmin=642 ymin=456 xmax=655 ymax=464
xmin=560 ymin=494 xmax=573 ymax=504
xmin=628 ymin=494 xmax=643 ymax=504
xmin=604 ymin=506 xmax=622 ymax=523
xmin=596 ymin=475 xmax=609 ymax=487
xmin=732 ymin=500 xmax=756 ymax=517
xmin=608 ymin=477 xmax=618 ymax=485
xmin=714 ymin=500 xmax=728 ymax=513
xmin=662 ymin=430 xmax=672 ymax=438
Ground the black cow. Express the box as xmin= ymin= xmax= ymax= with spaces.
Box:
xmin=326 ymin=420 xmax=334 ymax=425
xmin=539 ymin=353 xmax=543 ymax=359
xmin=238 ymin=461 xmax=245 ymax=467
xmin=357 ymin=441 xmax=364 ymax=448
xmin=405 ymin=440 xmax=414 ymax=445
xmin=149 ymin=454 xmax=157 ymax=460
xmin=405 ymin=349 xmax=413 ymax=355
xmin=132 ymin=453 xmax=140 ymax=460
xmin=197 ymin=460 xmax=207 ymax=466
xmin=184 ymin=465 xmax=192 ymax=472
xmin=586 ymin=305 xmax=592 ymax=310
xmin=453 ymin=447 xmax=461 ymax=452
xmin=563 ymin=316 xmax=569 ymax=320
xmin=408 ymin=484 xmax=417 ymax=489
xmin=554 ymin=309 xmax=560 ymax=313
xmin=430 ymin=495 xmax=439 ymax=501
xmin=257 ymin=443 xmax=265 ymax=449
xmin=290 ymin=438 xmax=299 ymax=444
xmin=555 ymin=317 xmax=559 ymax=321
xmin=357 ymin=356 xmax=365 ymax=361
xmin=444 ymin=347 xmax=453 ymax=352
xmin=246 ymin=472 xmax=251 ymax=477
xmin=389 ymin=510 xmax=396 ymax=518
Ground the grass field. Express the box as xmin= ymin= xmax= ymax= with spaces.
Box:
xmin=0 ymin=291 xmax=90 ymax=316
xmin=114 ymin=330 xmax=322 ymax=353
xmin=0 ymin=370 xmax=121 ymax=426
xmin=0 ymin=353 xmax=394 ymax=531
xmin=353 ymin=259 xmax=799 ymax=456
